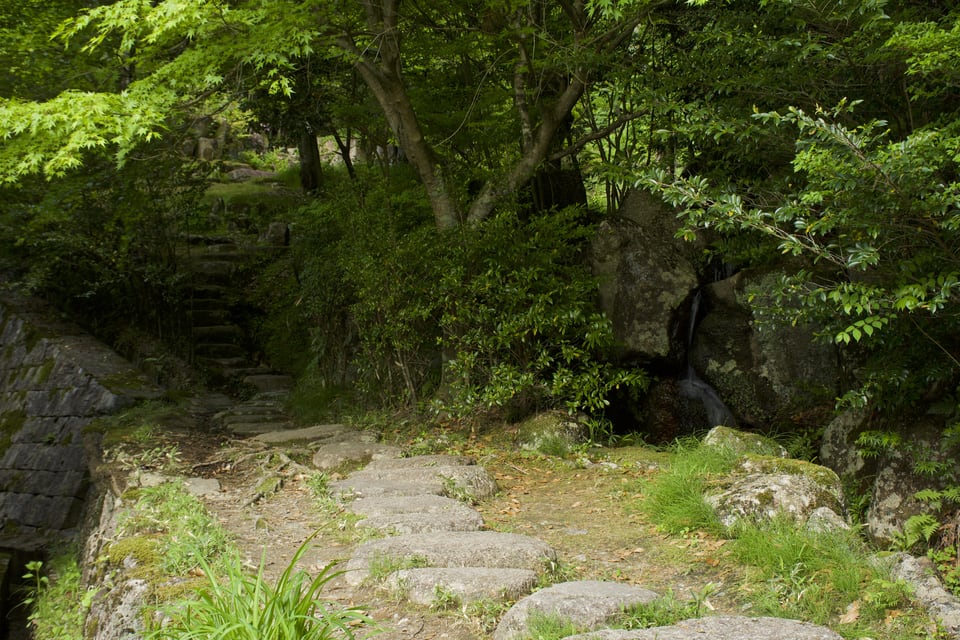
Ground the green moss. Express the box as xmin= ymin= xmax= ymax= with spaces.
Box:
xmin=105 ymin=535 xmax=163 ymax=577
xmin=741 ymin=454 xmax=841 ymax=488
xmin=0 ymin=409 xmax=27 ymax=457
xmin=36 ymin=359 xmax=55 ymax=384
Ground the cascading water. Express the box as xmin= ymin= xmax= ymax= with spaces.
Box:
xmin=678 ymin=290 xmax=737 ymax=427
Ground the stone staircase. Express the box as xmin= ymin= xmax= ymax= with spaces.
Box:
xmin=181 ymin=235 xmax=296 ymax=437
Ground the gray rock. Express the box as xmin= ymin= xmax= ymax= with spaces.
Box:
xmin=366 ymin=454 xmax=477 ymax=469
xmin=386 ymin=567 xmax=538 ymax=605
xmin=253 ymin=424 xmax=355 ymax=444
xmin=333 ymin=464 xmax=497 ymax=502
xmin=344 ymin=531 xmax=556 ymax=587
xmin=516 ymin=412 xmax=589 ymax=455
xmin=349 ymin=495 xmax=484 ymax=533
xmin=591 ymin=189 xmax=698 ymax=361
xmin=707 ymin=470 xmax=845 ymax=529
xmin=183 ymin=477 xmax=221 ymax=497
xmin=312 ymin=441 xmax=403 ymax=471
xmin=565 ymin=616 xmax=843 ymax=640
xmin=691 ymin=270 xmax=839 ymax=427
xmin=889 ymin=553 xmax=960 ymax=638
xmin=87 ymin=578 xmax=150 ymax=640
xmin=493 ymin=581 xmax=659 ymax=640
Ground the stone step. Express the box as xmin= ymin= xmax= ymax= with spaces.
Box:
xmin=194 ymin=343 xmax=247 ymax=359
xmin=493 ymin=581 xmax=660 ymax=640
xmin=242 ymin=373 xmax=293 ymax=393
xmin=385 ymin=567 xmax=537 ymax=606
xmin=348 ymin=495 xmax=484 ymax=534
xmin=187 ymin=298 xmax=231 ymax=312
xmin=196 ymin=356 xmax=250 ymax=370
xmin=189 ymin=284 xmax=228 ymax=299
xmin=333 ymin=464 xmax=497 ymax=502
xmin=188 ymin=308 xmax=232 ymax=325
xmin=226 ymin=421 xmax=296 ymax=436
xmin=192 ymin=325 xmax=245 ymax=342
xmin=189 ymin=259 xmax=238 ymax=276
xmin=343 ymin=531 xmax=556 ymax=587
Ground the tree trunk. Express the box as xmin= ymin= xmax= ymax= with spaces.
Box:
xmin=298 ymin=127 xmax=322 ymax=193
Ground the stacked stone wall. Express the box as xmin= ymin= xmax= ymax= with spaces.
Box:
xmin=0 ymin=293 xmax=160 ymax=552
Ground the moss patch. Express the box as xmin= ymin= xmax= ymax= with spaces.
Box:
xmin=0 ymin=409 xmax=27 ymax=457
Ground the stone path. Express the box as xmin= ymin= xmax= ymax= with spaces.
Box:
xmin=199 ymin=410 xmax=848 ymax=640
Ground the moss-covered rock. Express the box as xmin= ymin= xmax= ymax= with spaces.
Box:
xmin=516 ymin=411 xmax=589 ymax=456
xmin=706 ymin=452 xmax=848 ymax=530
xmin=702 ymin=426 xmax=787 ymax=458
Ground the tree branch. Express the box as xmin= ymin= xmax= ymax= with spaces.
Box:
xmin=549 ymin=110 xmax=647 ymax=162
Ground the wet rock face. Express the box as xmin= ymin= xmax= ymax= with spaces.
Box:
xmin=689 ymin=271 xmax=839 ymax=427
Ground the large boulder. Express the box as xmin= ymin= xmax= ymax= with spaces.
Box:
xmin=591 ymin=189 xmax=699 ymax=362
xmin=707 ymin=455 xmax=847 ymax=529
xmin=690 ymin=270 xmax=839 ymax=427
xmin=820 ymin=410 xmax=959 ymax=545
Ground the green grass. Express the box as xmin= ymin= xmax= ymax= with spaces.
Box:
xmin=145 ymin=534 xmax=373 ymax=640
xmin=636 ymin=438 xmax=737 ymax=535
xmin=523 ymin=612 xmax=586 ymax=640
xmin=117 ymin=480 xmax=232 ymax=575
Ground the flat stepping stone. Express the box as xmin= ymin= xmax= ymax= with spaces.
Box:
xmin=333 ymin=465 xmax=497 ymax=501
xmin=365 ymin=454 xmax=477 ymax=469
xmin=312 ymin=441 xmax=404 ymax=471
xmin=243 ymin=373 xmax=294 ymax=392
xmin=384 ymin=567 xmax=537 ymax=605
xmin=254 ymin=424 xmax=356 ymax=444
xmin=350 ymin=495 xmax=483 ymax=532
xmin=493 ymin=581 xmax=659 ymax=640
xmin=564 ymin=616 xmax=843 ymax=640
xmin=344 ymin=531 xmax=556 ymax=587
xmin=227 ymin=421 xmax=295 ymax=436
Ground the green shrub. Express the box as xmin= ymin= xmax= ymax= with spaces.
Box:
xmin=252 ymin=167 xmax=646 ymax=418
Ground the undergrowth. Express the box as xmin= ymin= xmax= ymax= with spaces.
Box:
xmin=633 ymin=437 xmax=951 ymax=639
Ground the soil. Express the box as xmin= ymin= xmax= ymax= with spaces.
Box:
xmin=139 ymin=418 xmax=752 ymax=640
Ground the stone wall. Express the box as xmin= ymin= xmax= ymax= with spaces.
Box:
xmin=0 ymin=292 xmax=160 ymax=622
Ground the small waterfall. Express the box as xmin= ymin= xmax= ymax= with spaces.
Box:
xmin=679 ymin=290 xmax=737 ymax=427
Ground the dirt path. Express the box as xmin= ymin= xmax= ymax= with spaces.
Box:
xmin=178 ymin=425 xmax=747 ymax=640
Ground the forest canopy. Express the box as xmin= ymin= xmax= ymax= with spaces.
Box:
xmin=1 ymin=0 xmax=959 ymax=432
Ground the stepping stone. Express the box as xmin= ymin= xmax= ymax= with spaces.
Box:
xmin=493 ymin=581 xmax=659 ymax=640
xmin=563 ymin=616 xmax=843 ymax=640
xmin=385 ymin=567 xmax=537 ymax=605
xmin=242 ymin=373 xmax=294 ymax=393
xmin=227 ymin=421 xmax=296 ymax=436
xmin=349 ymin=495 xmax=484 ymax=533
xmin=344 ymin=531 xmax=556 ymax=587
xmin=312 ymin=441 xmax=403 ymax=471
xmin=366 ymin=454 xmax=477 ymax=469
xmin=333 ymin=465 xmax=497 ymax=501
xmin=253 ymin=424 xmax=357 ymax=444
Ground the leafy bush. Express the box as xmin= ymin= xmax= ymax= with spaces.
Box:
xmin=435 ymin=206 xmax=647 ymax=418
xmin=252 ymin=167 xmax=646 ymax=419
xmin=22 ymin=553 xmax=92 ymax=640
xmin=0 ymin=147 xmax=205 ymax=345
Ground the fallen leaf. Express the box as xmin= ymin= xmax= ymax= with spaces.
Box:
xmin=839 ymin=600 xmax=860 ymax=624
